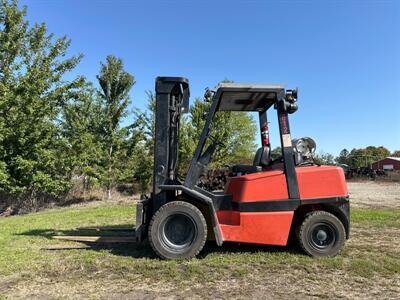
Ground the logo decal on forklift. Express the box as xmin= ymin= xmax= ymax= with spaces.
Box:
xmin=279 ymin=114 xmax=290 ymax=134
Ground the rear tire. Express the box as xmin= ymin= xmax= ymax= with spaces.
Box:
xmin=297 ymin=211 xmax=346 ymax=257
xmin=148 ymin=201 xmax=207 ymax=259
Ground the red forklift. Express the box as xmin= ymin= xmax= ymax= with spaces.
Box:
xmin=136 ymin=77 xmax=350 ymax=259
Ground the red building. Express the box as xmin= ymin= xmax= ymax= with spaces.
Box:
xmin=371 ymin=157 xmax=400 ymax=171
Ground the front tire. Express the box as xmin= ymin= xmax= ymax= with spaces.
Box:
xmin=297 ymin=211 xmax=346 ymax=257
xmin=148 ymin=201 xmax=207 ymax=259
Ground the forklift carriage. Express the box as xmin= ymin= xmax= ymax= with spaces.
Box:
xmin=136 ymin=77 xmax=350 ymax=259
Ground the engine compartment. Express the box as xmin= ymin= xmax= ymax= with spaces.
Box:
xmin=226 ymin=165 xmax=348 ymax=202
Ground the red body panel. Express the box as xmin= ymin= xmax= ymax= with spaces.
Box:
xmin=225 ymin=169 xmax=288 ymax=201
xmin=226 ymin=165 xmax=348 ymax=201
xmin=218 ymin=166 xmax=348 ymax=245
xmin=297 ymin=166 xmax=348 ymax=199
xmin=217 ymin=211 xmax=294 ymax=245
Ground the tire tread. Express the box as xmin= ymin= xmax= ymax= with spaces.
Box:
xmin=297 ymin=210 xmax=346 ymax=257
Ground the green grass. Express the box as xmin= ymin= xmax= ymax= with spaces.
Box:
xmin=351 ymin=208 xmax=400 ymax=228
xmin=0 ymin=204 xmax=399 ymax=298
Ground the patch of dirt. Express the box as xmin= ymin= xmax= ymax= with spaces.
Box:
xmin=4 ymin=267 xmax=399 ymax=300
xmin=0 ymin=275 xmax=21 ymax=293
xmin=348 ymin=182 xmax=400 ymax=209
xmin=350 ymin=225 xmax=400 ymax=250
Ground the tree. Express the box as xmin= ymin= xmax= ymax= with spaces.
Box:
xmin=120 ymin=91 xmax=155 ymax=192
xmin=314 ymin=151 xmax=335 ymax=165
xmin=347 ymin=146 xmax=390 ymax=168
xmin=179 ymin=95 xmax=257 ymax=171
xmin=271 ymin=147 xmax=282 ymax=160
xmin=177 ymin=115 xmax=197 ymax=175
xmin=391 ymin=150 xmax=400 ymax=157
xmin=133 ymin=84 xmax=258 ymax=189
xmin=61 ymin=82 xmax=104 ymax=191
xmin=0 ymin=0 xmax=84 ymax=198
xmin=96 ymin=55 xmax=134 ymax=198
xmin=336 ymin=148 xmax=350 ymax=165
xmin=177 ymin=80 xmax=257 ymax=173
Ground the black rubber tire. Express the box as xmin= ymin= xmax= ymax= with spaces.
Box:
xmin=297 ymin=211 xmax=346 ymax=257
xmin=148 ymin=201 xmax=207 ymax=259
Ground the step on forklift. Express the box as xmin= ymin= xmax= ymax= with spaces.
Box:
xmin=136 ymin=77 xmax=350 ymax=259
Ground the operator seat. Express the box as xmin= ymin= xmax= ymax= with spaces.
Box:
xmin=253 ymin=146 xmax=271 ymax=167
xmin=231 ymin=146 xmax=271 ymax=175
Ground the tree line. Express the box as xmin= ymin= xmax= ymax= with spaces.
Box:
xmin=1 ymin=1 xmax=398 ymax=213
xmin=270 ymin=146 xmax=399 ymax=168
xmin=334 ymin=147 xmax=399 ymax=168
xmin=0 ymin=1 xmax=256 ymax=208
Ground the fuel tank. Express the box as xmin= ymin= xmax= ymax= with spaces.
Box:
xmin=225 ymin=165 xmax=348 ymax=202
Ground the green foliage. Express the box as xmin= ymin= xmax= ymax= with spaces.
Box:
xmin=177 ymin=115 xmax=196 ymax=175
xmin=3 ymin=1 xmax=395 ymax=208
xmin=391 ymin=150 xmax=400 ymax=157
xmin=96 ymin=55 xmax=135 ymax=198
xmin=314 ymin=151 xmax=335 ymax=165
xmin=61 ymin=82 xmax=104 ymax=189
xmin=178 ymin=79 xmax=257 ymax=172
xmin=336 ymin=146 xmax=391 ymax=168
xmin=132 ymin=88 xmax=258 ymax=189
xmin=336 ymin=148 xmax=350 ymax=165
xmin=125 ymin=91 xmax=155 ymax=192
xmin=179 ymin=96 xmax=257 ymax=172
xmin=271 ymin=146 xmax=282 ymax=160
xmin=1 ymin=0 xmax=258 ymax=202
xmin=0 ymin=0 xmax=84 ymax=196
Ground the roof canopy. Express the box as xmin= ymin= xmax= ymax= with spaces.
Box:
xmin=215 ymin=83 xmax=285 ymax=112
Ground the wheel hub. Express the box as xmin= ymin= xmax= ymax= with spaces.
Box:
xmin=316 ymin=229 xmax=328 ymax=242
xmin=309 ymin=222 xmax=336 ymax=249
xmin=160 ymin=213 xmax=198 ymax=252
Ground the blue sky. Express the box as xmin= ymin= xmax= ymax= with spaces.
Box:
xmin=21 ymin=0 xmax=400 ymax=155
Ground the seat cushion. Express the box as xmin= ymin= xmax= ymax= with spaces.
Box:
xmin=253 ymin=146 xmax=271 ymax=167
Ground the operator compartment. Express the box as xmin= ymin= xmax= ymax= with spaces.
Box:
xmin=226 ymin=165 xmax=348 ymax=202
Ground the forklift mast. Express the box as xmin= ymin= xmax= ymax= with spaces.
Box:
xmin=152 ymin=77 xmax=190 ymax=213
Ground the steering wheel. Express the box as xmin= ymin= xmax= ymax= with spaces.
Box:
xmin=208 ymin=135 xmax=225 ymax=147
xmin=270 ymin=155 xmax=283 ymax=165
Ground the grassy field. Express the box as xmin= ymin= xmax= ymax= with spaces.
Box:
xmin=0 ymin=203 xmax=399 ymax=299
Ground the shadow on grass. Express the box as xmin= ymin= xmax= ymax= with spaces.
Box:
xmin=19 ymin=226 xmax=303 ymax=259
xmin=57 ymin=195 xmax=102 ymax=207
